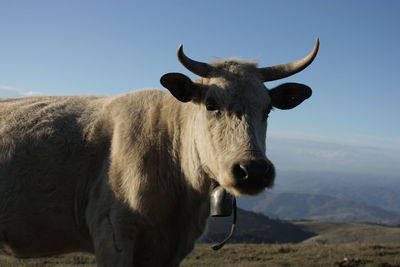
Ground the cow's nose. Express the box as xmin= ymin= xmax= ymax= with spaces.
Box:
xmin=232 ymin=160 xmax=271 ymax=181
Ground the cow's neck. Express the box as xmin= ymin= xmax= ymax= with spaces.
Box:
xmin=128 ymin=97 xmax=212 ymax=259
xmin=175 ymin=101 xmax=215 ymax=197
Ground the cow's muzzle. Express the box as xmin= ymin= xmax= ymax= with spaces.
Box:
xmin=232 ymin=159 xmax=275 ymax=191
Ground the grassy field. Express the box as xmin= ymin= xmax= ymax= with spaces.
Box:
xmin=1 ymin=243 xmax=400 ymax=266
xmin=183 ymin=243 xmax=400 ymax=266
xmin=294 ymin=221 xmax=400 ymax=244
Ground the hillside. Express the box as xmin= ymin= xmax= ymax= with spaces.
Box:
xmin=199 ymin=208 xmax=315 ymax=244
xmin=183 ymin=243 xmax=400 ymax=267
xmin=199 ymin=208 xmax=400 ymax=245
xmin=2 ymin=213 xmax=400 ymax=266
xmin=271 ymin=170 xmax=400 ymax=214
xmin=247 ymin=192 xmax=399 ymax=224
xmin=238 ymin=170 xmax=400 ymax=225
xmin=3 ymin=243 xmax=400 ymax=266
xmin=294 ymin=221 xmax=400 ymax=244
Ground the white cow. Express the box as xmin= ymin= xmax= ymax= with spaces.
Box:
xmin=0 ymin=39 xmax=319 ymax=266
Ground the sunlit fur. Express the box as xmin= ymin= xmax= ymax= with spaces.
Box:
xmin=193 ymin=60 xmax=274 ymax=196
xmin=0 ymin=59 xmax=279 ymax=266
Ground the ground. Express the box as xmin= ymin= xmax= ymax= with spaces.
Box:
xmin=1 ymin=243 xmax=400 ymax=266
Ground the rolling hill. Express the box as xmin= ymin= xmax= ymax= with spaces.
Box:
xmin=294 ymin=221 xmax=400 ymax=244
xmin=199 ymin=208 xmax=315 ymax=244
xmin=271 ymin=170 xmax=400 ymax=214
xmin=199 ymin=208 xmax=400 ymax=244
xmin=238 ymin=170 xmax=400 ymax=225
xmin=247 ymin=192 xmax=400 ymax=224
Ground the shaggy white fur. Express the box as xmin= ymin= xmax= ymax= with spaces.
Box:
xmin=0 ymin=44 xmax=317 ymax=266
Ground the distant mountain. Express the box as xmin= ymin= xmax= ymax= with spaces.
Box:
xmin=247 ymin=192 xmax=399 ymax=224
xmin=270 ymin=170 xmax=400 ymax=214
xmin=238 ymin=170 xmax=400 ymax=224
xmin=199 ymin=208 xmax=315 ymax=244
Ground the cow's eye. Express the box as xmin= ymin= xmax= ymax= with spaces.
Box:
xmin=206 ymin=99 xmax=219 ymax=111
xmin=206 ymin=104 xmax=218 ymax=111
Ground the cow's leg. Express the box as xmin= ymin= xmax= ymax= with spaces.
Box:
xmin=0 ymin=230 xmax=13 ymax=255
xmin=92 ymin=214 xmax=135 ymax=267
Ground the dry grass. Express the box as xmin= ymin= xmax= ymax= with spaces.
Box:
xmin=0 ymin=252 xmax=96 ymax=267
xmin=1 ymin=243 xmax=400 ymax=266
xmin=183 ymin=243 xmax=400 ymax=266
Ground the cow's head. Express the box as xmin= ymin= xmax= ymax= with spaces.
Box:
xmin=161 ymin=39 xmax=319 ymax=196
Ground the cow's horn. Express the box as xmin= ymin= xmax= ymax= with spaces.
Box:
xmin=259 ymin=38 xmax=319 ymax=82
xmin=177 ymin=45 xmax=213 ymax=77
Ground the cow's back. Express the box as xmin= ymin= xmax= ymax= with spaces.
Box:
xmin=0 ymin=96 xmax=109 ymax=257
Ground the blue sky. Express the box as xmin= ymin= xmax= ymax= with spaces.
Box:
xmin=1 ymin=1 xmax=399 ymax=177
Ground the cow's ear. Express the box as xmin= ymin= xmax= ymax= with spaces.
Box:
xmin=269 ymin=83 xmax=312 ymax=110
xmin=160 ymin=73 xmax=197 ymax=103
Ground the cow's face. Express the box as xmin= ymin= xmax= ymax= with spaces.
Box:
xmin=161 ymin=40 xmax=318 ymax=196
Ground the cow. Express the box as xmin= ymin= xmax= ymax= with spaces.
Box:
xmin=0 ymin=39 xmax=319 ymax=266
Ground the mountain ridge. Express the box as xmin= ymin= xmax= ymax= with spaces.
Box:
xmin=247 ymin=191 xmax=399 ymax=224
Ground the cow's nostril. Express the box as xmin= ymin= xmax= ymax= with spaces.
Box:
xmin=233 ymin=164 xmax=248 ymax=180
xmin=233 ymin=160 xmax=272 ymax=182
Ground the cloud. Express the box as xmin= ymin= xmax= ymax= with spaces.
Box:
xmin=0 ymin=85 xmax=42 ymax=98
